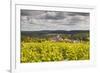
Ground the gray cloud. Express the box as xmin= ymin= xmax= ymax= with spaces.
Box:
xmin=21 ymin=10 xmax=89 ymax=31
xmin=41 ymin=11 xmax=65 ymax=20
xmin=67 ymin=12 xmax=89 ymax=16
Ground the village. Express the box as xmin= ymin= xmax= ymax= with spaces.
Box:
xmin=50 ymin=34 xmax=80 ymax=43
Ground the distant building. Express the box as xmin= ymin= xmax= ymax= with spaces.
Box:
xmin=50 ymin=34 xmax=63 ymax=42
xmin=50 ymin=34 xmax=80 ymax=43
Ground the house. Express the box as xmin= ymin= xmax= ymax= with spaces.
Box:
xmin=50 ymin=35 xmax=63 ymax=42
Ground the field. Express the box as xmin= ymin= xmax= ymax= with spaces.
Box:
xmin=21 ymin=30 xmax=90 ymax=63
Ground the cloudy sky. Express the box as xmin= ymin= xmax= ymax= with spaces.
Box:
xmin=21 ymin=9 xmax=90 ymax=31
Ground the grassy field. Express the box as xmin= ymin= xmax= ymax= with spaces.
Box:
xmin=21 ymin=41 xmax=90 ymax=63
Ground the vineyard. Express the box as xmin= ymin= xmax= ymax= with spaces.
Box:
xmin=21 ymin=41 xmax=90 ymax=63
